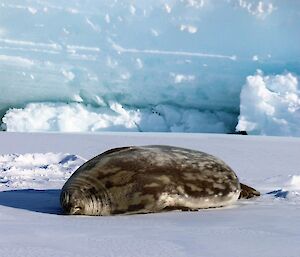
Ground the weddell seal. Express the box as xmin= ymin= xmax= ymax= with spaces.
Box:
xmin=60 ymin=145 xmax=260 ymax=215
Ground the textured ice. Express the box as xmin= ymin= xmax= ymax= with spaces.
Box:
xmin=236 ymin=71 xmax=300 ymax=136
xmin=0 ymin=0 xmax=299 ymax=134
xmin=2 ymin=102 xmax=235 ymax=132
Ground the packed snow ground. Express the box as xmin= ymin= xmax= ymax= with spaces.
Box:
xmin=0 ymin=132 xmax=299 ymax=257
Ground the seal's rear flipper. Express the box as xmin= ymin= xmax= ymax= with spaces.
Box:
xmin=239 ymin=183 xmax=260 ymax=199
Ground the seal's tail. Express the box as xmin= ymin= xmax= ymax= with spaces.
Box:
xmin=239 ymin=183 xmax=260 ymax=199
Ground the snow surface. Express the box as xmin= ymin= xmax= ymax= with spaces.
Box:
xmin=0 ymin=131 xmax=300 ymax=257
xmin=0 ymin=0 xmax=300 ymax=135
xmin=0 ymin=152 xmax=85 ymax=190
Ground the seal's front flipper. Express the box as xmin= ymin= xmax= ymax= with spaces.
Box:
xmin=239 ymin=183 xmax=260 ymax=199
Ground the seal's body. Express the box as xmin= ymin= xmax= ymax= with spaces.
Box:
xmin=60 ymin=145 xmax=259 ymax=215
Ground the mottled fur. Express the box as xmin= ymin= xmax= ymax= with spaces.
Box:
xmin=60 ymin=145 xmax=259 ymax=215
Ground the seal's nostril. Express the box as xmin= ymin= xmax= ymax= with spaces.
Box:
xmin=71 ymin=206 xmax=83 ymax=215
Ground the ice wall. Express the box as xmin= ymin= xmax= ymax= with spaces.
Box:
xmin=0 ymin=0 xmax=299 ymax=133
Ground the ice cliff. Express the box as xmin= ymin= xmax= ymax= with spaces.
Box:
xmin=0 ymin=0 xmax=299 ymax=135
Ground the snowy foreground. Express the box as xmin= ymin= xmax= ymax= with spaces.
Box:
xmin=0 ymin=132 xmax=300 ymax=257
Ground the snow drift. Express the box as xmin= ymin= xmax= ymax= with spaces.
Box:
xmin=0 ymin=152 xmax=85 ymax=190
xmin=2 ymin=102 xmax=235 ymax=133
xmin=237 ymin=71 xmax=300 ymax=136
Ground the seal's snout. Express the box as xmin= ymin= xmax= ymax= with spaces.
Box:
xmin=69 ymin=206 xmax=83 ymax=215
xmin=60 ymin=190 xmax=85 ymax=215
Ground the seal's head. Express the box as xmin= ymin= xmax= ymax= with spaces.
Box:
xmin=60 ymin=186 xmax=112 ymax=216
xmin=60 ymin=190 xmax=88 ymax=215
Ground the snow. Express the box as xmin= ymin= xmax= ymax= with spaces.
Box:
xmin=236 ymin=71 xmax=300 ymax=136
xmin=0 ymin=0 xmax=300 ymax=135
xmin=0 ymin=152 xmax=85 ymax=190
xmin=2 ymin=102 xmax=235 ymax=133
xmin=238 ymin=0 xmax=276 ymax=19
xmin=0 ymin=131 xmax=300 ymax=257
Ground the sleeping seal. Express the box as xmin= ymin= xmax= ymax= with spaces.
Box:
xmin=60 ymin=145 xmax=259 ymax=215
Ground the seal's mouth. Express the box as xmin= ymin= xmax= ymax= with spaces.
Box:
xmin=69 ymin=206 xmax=83 ymax=215
xmin=61 ymin=201 xmax=84 ymax=215
xmin=60 ymin=190 xmax=84 ymax=215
